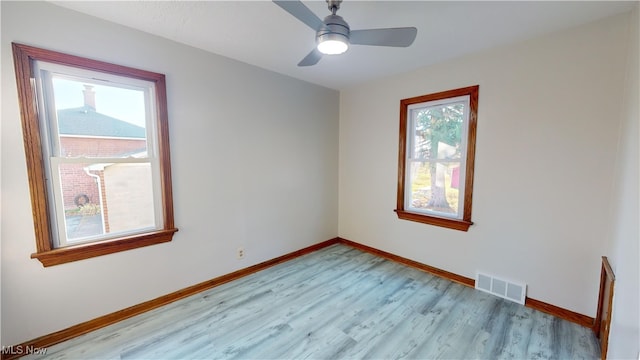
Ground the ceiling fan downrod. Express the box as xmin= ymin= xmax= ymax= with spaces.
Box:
xmin=327 ymin=0 xmax=342 ymax=14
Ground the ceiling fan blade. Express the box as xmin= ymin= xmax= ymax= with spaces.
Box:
xmin=298 ymin=48 xmax=323 ymax=67
xmin=273 ymin=1 xmax=324 ymax=31
xmin=350 ymin=27 xmax=418 ymax=47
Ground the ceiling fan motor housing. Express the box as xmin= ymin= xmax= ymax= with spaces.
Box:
xmin=316 ymin=14 xmax=350 ymax=46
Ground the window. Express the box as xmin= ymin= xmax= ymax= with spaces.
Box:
xmin=12 ymin=43 xmax=177 ymax=266
xmin=395 ymin=85 xmax=479 ymax=231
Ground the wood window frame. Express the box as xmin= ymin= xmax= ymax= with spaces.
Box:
xmin=12 ymin=43 xmax=178 ymax=267
xmin=395 ymin=85 xmax=479 ymax=231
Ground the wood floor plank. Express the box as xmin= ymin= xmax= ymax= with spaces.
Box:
xmin=22 ymin=244 xmax=600 ymax=360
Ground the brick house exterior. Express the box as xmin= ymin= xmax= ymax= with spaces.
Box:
xmin=58 ymin=137 xmax=146 ymax=209
xmin=58 ymin=86 xmax=146 ymax=234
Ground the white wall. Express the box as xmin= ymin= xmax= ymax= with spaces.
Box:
xmin=339 ymin=13 xmax=631 ymax=317
xmin=1 ymin=1 xmax=338 ymax=346
xmin=2 ymin=0 xmax=637 ymax=352
xmin=606 ymin=6 xmax=639 ymax=360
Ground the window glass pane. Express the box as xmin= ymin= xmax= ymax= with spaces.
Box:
xmin=59 ymin=162 xmax=156 ymax=244
xmin=411 ymin=102 xmax=465 ymax=161
xmin=52 ymin=77 xmax=148 ymax=158
xmin=408 ymin=161 xmax=461 ymax=217
xmin=60 ymin=162 xmax=104 ymax=241
xmin=407 ymin=99 xmax=467 ymax=218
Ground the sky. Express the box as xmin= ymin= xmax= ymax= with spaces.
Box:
xmin=52 ymin=77 xmax=147 ymax=128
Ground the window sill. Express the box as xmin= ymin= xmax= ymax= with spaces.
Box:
xmin=394 ymin=210 xmax=472 ymax=231
xmin=31 ymin=228 xmax=178 ymax=267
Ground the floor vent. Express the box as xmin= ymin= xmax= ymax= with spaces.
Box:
xmin=476 ymin=272 xmax=527 ymax=305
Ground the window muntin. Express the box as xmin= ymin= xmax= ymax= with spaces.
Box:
xmin=396 ymin=86 xmax=478 ymax=231
xmin=12 ymin=43 xmax=177 ymax=266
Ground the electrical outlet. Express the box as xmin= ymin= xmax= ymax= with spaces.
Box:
xmin=237 ymin=247 xmax=245 ymax=259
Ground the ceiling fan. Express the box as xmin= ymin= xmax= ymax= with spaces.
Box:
xmin=273 ymin=0 xmax=418 ymax=66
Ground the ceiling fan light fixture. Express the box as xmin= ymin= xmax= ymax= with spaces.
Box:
xmin=316 ymin=13 xmax=350 ymax=55
xmin=317 ymin=34 xmax=349 ymax=55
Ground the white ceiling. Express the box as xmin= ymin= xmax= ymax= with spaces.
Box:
xmin=51 ymin=1 xmax=636 ymax=90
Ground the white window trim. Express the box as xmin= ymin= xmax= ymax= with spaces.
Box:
xmin=404 ymin=95 xmax=471 ymax=220
xmin=34 ymin=60 xmax=165 ymax=247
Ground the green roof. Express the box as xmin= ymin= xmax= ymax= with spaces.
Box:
xmin=57 ymin=106 xmax=145 ymax=139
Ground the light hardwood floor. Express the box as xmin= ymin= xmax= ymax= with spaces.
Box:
xmin=23 ymin=244 xmax=600 ymax=359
